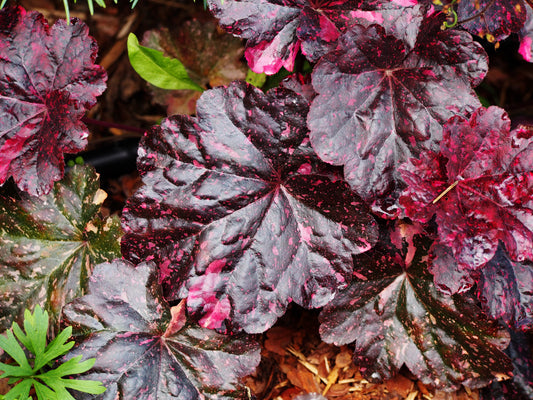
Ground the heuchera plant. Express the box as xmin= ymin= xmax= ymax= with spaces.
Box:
xmin=0 ymin=0 xmax=532 ymax=399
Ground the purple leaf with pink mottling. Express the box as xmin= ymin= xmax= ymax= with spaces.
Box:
xmin=207 ymin=0 xmax=363 ymax=74
xmin=457 ymin=0 xmax=528 ymax=42
xmin=519 ymin=3 xmax=533 ymax=62
xmin=62 ymin=260 xmax=260 ymax=400
xmin=121 ymin=81 xmax=378 ymax=334
xmin=476 ymin=243 xmax=533 ymax=331
xmin=307 ymin=10 xmax=488 ymax=217
xmin=0 ymin=6 xmax=107 ymax=196
xmin=399 ymin=106 xmax=533 ymax=271
xmin=319 ymin=221 xmax=513 ymax=391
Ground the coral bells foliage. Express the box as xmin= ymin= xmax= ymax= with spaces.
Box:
xmin=122 ymin=81 xmax=379 ymax=334
xmin=0 ymin=6 xmax=106 ymax=196
xmin=2 ymin=0 xmax=533 ymax=397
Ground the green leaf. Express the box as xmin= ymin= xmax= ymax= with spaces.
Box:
xmin=245 ymin=69 xmax=267 ymax=88
xmin=0 ymin=165 xmax=123 ymax=332
xmin=127 ymin=32 xmax=204 ymax=91
xmin=34 ymin=326 xmax=74 ymax=371
xmin=18 ymin=306 xmax=49 ymax=359
xmin=0 ymin=306 xmax=105 ymax=399
xmin=1 ymin=379 xmax=33 ymax=400
xmin=0 ymin=331 xmax=31 ymax=374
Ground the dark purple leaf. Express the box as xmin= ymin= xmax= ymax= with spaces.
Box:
xmin=399 ymin=106 xmax=533 ymax=270
xmin=477 ymin=243 xmax=533 ymax=331
xmin=429 ymin=243 xmax=475 ymax=295
xmin=457 ymin=0 xmax=528 ymax=42
xmin=121 ymin=81 xmax=378 ymax=334
xmin=519 ymin=3 xmax=533 ymax=62
xmin=319 ymin=221 xmax=513 ymax=391
xmin=307 ymin=10 xmax=487 ymax=216
xmin=481 ymin=330 xmax=533 ymax=400
xmin=62 ymin=260 xmax=260 ymax=400
xmin=207 ymin=0 xmax=363 ymax=74
xmin=0 ymin=6 xmax=107 ymax=196
xmin=0 ymin=165 xmax=122 ymax=333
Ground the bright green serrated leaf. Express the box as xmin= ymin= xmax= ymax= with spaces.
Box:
xmin=0 ymin=165 xmax=123 ymax=332
xmin=127 ymin=32 xmax=204 ymax=91
xmin=0 ymin=306 xmax=105 ymax=400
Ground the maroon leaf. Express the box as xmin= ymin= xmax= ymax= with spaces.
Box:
xmin=399 ymin=106 xmax=533 ymax=270
xmin=62 ymin=260 xmax=260 ymax=400
xmin=0 ymin=6 xmax=106 ymax=196
xmin=457 ymin=0 xmax=528 ymax=42
xmin=121 ymin=81 xmax=378 ymax=334
xmin=307 ymin=10 xmax=487 ymax=216
xmin=207 ymin=0 xmax=362 ymax=74
xmin=477 ymin=243 xmax=533 ymax=331
xmin=319 ymin=221 xmax=513 ymax=391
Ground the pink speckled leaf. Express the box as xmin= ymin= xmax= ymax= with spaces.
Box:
xmin=477 ymin=243 xmax=533 ymax=331
xmin=62 ymin=260 xmax=260 ymax=400
xmin=399 ymin=106 xmax=533 ymax=270
xmin=307 ymin=10 xmax=487 ymax=216
xmin=207 ymin=0 xmax=362 ymax=74
xmin=0 ymin=6 xmax=106 ymax=196
xmin=121 ymin=81 xmax=378 ymax=334
xmin=457 ymin=0 xmax=528 ymax=42
xmin=319 ymin=222 xmax=513 ymax=391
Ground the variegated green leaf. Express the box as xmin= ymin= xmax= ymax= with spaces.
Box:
xmin=0 ymin=165 xmax=122 ymax=332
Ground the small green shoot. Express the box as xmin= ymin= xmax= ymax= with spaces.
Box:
xmin=0 ymin=305 xmax=106 ymax=400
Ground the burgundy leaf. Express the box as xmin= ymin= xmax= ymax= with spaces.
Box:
xmin=319 ymin=221 xmax=513 ymax=391
xmin=307 ymin=10 xmax=487 ymax=216
xmin=457 ymin=0 xmax=528 ymax=42
xmin=0 ymin=6 xmax=107 ymax=196
xmin=477 ymin=243 xmax=533 ymax=331
xmin=399 ymin=106 xmax=533 ymax=270
xmin=62 ymin=260 xmax=260 ymax=400
xmin=121 ymin=81 xmax=378 ymax=334
xmin=207 ymin=0 xmax=362 ymax=74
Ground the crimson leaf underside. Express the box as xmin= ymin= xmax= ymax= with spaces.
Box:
xmin=319 ymin=222 xmax=513 ymax=391
xmin=0 ymin=165 xmax=122 ymax=332
xmin=121 ymin=81 xmax=378 ymax=334
xmin=0 ymin=6 xmax=106 ymax=196
xmin=399 ymin=106 xmax=533 ymax=272
xmin=62 ymin=260 xmax=260 ymax=400
xmin=307 ymin=10 xmax=488 ymax=216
